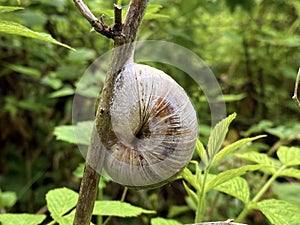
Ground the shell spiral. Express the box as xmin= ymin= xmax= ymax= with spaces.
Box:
xmin=104 ymin=63 xmax=198 ymax=189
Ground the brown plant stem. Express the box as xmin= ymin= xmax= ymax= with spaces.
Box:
xmin=185 ymin=219 xmax=247 ymax=225
xmin=73 ymin=1 xmax=149 ymax=225
xmin=292 ymin=67 xmax=300 ymax=109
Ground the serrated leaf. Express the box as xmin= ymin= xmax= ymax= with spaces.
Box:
xmin=236 ymin=152 xmax=280 ymax=174
xmin=54 ymin=121 xmax=93 ymax=145
xmin=277 ymin=146 xmax=300 ymax=166
xmin=53 ymin=209 xmax=95 ymax=225
xmin=180 ymin=167 xmax=200 ymax=190
xmin=0 ymin=20 xmax=74 ymax=50
xmin=93 ymin=201 xmax=155 ymax=217
xmin=182 ymin=181 xmax=198 ymax=206
xmin=278 ymin=168 xmax=300 ymax=179
xmin=151 ymin=217 xmax=182 ymax=225
xmin=0 ymin=214 xmax=46 ymax=225
xmin=56 ymin=210 xmax=75 ymax=225
xmin=215 ymin=177 xmax=250 ymax=204
xmin=46 ymin=187 xmax=78 ymax=222
xmin=207 ymin=113 xmax=236 ymax=163
xmin=255 ymin=199 xmax=300 ymax=225
xmin=211 ymin=135 xmax=266 ymax=166
xmin=0 ymin=6 xmax=23 ymax=13
xmin=206 ymin=164 xmax=262 ymax=191
xmin=195 ymin=139 xmax=209 ymax=168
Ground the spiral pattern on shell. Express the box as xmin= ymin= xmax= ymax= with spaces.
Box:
xmin=104 ymin=63 xmax=198 ymax=188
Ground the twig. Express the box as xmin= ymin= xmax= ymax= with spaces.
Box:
xmin=292 ymin=67 xmax=300 ymax=109
xmin=73 ymin=1 xmax=149 ymax=225
xmin=185 ymin=219 xmax=247 ymax=225
xmin=113 ymin=4 xmax=123 ymax=31
xmin=73 ymin=0 xmax=123 ymax=39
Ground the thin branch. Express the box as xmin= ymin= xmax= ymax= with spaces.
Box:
xmin=73 ymin=0 xmax=123 ymax=39
xmin=185 ymin=219 xmax=247 ymax=225
xmin=292 ymin=67 xmax=300 ymax=109
xmin=113 ymin=4 xmax=122 ymax=31
xmin=73 ymin=127 xmax=103 ymax=225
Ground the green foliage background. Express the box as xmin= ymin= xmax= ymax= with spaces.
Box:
xmin=0 ymin=0 xmax=300 ymax=224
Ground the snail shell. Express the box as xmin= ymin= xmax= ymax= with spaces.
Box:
xmin=104 ymin=63 xmax=198 ymax=188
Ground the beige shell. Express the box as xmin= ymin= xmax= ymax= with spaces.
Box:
xmin=104 ymin=63 xmax=198 ymax=188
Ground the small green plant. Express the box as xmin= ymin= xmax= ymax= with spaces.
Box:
xmin=180 ymin=113 xmax=300 ymax=224
xmin=0 ymin=187 xmax=155 ymax=225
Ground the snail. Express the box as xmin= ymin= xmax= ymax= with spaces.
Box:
xmin=102 ymin=62 xmax=198 ymax=189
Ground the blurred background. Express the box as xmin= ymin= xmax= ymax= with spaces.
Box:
xmin=0 ymin=0 xmax=299 ymax=224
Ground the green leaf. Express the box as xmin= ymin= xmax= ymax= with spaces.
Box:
xmin=182 ymin=181 xmax=198 ymax=206
xmin=207 ymin=113 xmax=236 ymax=162
xmin=67 ymin=48 xmax=96 ymax=63
xmin=216 ymin=93 xmax=246 ymax=102
xmin=144 ymin=4 xmax=169 ymax=20
xmin=41 ymin=75 xmax=63 ymax=90
xmin=241 ymin=120 xmax=273 ymax=137
xmin=54 ymin=121 xmax=93 ymax=145
xmin=236 ymin=152 xmax=280 ymax=174
xmin=46 ymin=187 xmax=78 ymax=223
xmin=277 ymin=146 xmax=300 ymax=166
xmin=167 ymin=205 xmax=190 ymax=218
xmin=272 ymin=182 xmax=300 ymax=206
xmin=56 ymin=209 xmax=75 ymax=225
xmin=93 ymin=201 xmax=155 ymax=217
xmin=54 ymin=125 xmax=77 ymax=144
xmin=48 ymin=86 xmax=74 ymax=98
xmin=7 ymin=64 xmax=40 ymax=78
xmin=0 ymin=6 xmax=23 ymax=13
xmin=18 ymin=10 xmax=47 ymax=27
xmin=52 ymin=210 xmax=95 ymax=225
xmin=0 ymin=214 xmax=46 ymax=225
xmin=205 ymin=164 xmax=262 ymax=191
xmin=265 ymin=124 xmax=300 ymax=139
xmin=73 ymin=164 xmax=111 ymax=190
xmin=0 ymin=190 xmax=17 ymax=208
xmin=215 ymin=177 xmax=250 ymax=204
xmin=73 ymin=163 xmax=85 ymax=178
xmin=211 ymin=135 xmax=266 ymax=166
xmin=151 ymin=217 xmax=182 ymax=225
xmin=278 ymin=168 xmax=300 ymax=179
xmin=180 ymin=167 xmax=200 ymax=190
xmin=195 ymin=139 xmax=209 ymax=168
xmin=255 ymin=199 xmax=300 ymax=225
xmin=0 ymin=20 xmax=74 ymax=50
